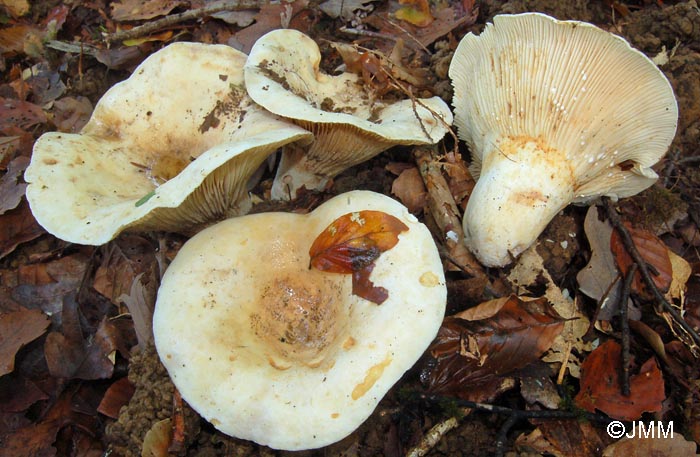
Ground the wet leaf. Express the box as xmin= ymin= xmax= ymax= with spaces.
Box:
xmin=0 ymin=308 xmax=50 ymax=376
xmin=424 ymin=295 xmax=564 ymax=400
xmin=310 ymin=210 xmax=408 ymax=305
xmin=0 ymin=155 xmax=29 ymax=215
xmin=575 ymin=339 xmax=665 ymax=420
xmin=611 ymin=222 xmax=673 ymax=296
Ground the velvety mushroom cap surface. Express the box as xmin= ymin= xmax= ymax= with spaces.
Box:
xmin=449 ymin=13 xmax=677 ymax=267
xmin=25 ymin=42 xmax=311 ymax=245
xmin=153 ymin=190 xmax=446 ymax=450
xmin=244 ymin=29 xmax=452 ymax=199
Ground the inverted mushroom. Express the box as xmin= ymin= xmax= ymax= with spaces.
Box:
xmin=449 ymin=13 xmax=678 ymax=267
xmin=243 ymin=29 xmax=453 ymax=200
xmin=153 ymin=190 xmax=446 ymax=450
xmin=25 ymin=42 xmax=312 ymax=245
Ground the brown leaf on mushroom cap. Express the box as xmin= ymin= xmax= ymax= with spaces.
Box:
xmin=575 ymin=339 xmax=665 ymax=420
xmin=424 ymin=295 xmax=564 ymax=401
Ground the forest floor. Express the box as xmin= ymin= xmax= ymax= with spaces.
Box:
xmin=1 ymin=0 xmax=700 ymax=456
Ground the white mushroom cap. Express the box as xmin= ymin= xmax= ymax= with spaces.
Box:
xmin=449 ymin=13 xmax=678 ymax=267
xmin=25 ymin=42 xmax=312 ymax=245
xmin=153 ymin=190 xmax=446 ymax=450
xmin=244 ymin=29 xmax=452 ymax=199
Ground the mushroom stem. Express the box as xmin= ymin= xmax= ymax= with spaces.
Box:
xmin=463 ymin=136 xmax=574 ymax=267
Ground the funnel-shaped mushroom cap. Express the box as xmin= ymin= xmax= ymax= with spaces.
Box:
xmin=25 ymin=42 xmax=312 ymax=245
xmin=153 ymin=190 xmax=446 ymax=450
xmin=449 ymin=13 xmax=678 ymax=267
xmin=244 ymin=29 xmax=452 ymax=199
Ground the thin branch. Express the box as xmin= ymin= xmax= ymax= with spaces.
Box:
xmin=619 ymin=263 xmax=637 ymax=397
xmin=603 ymin=198 xmax=700 ymax=347
xmin=105 ymin=0 xmax=263 ymax=44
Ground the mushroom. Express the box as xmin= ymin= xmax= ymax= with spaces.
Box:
xmin=25 ymin=42 xmax=312 ymax=245
xmin=152 ymin=190 xmax=446 ymax=450
xmin=243 ymin=29 xmax=453 ymax=200
xmin=449 ymin=13 xmax=678 ymax=267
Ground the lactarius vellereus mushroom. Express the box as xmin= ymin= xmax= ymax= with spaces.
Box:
xmin=450 ymin=13 xmax=678 ymax=267
xmin=244 ymin=29 xmax=453 ymax=200
xmin=25 ymin=42 xmax=311 ymax=245
xmin=153 ymin=190 xmax=446 ymax=450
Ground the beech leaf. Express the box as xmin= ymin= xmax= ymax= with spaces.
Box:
xmin=0 ymin=308 xmax=50 ymax=376
xmin=309 ymin=210 xmax=408 ymax=273
xmin=575 ymin=339 xmax=665 ymax=420
xmin=424 ymin=295 xmax=565 ymax=401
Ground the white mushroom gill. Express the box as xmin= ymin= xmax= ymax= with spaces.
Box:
xmin=450 ymin=13 xmax=678 ymax=267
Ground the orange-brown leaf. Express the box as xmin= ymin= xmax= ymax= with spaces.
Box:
xmin=575 ymin=339 xmax=665 ymax=420
xmin=309 ymin=210 xmax=408 ymax=273
xmin=610 ymin=222 xmax=672 ymax=296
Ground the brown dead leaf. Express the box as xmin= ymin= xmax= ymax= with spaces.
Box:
xmin=51 ymin=96 xmax=93 ymax=133
xmin=0 ymin=97 xmax=47 ymax=131
xmin=111 ymin=0 xmax=187 ymax=21
xmin=0 ymin=24 xmax=44 ymax=57
xmin=118 ymin=272 xmax=157 ymax=349
xmin=94 ymin=235 xmax=157 ymax=305
xmin=577 ymin=206 xmax=639 ymax=321
xmin=44 ymin=293 xmax=120 ymax=380
xmin=0 ymin=155 xmax=29 ymax=215
xmin=97 ymin=377 xmax=135 ymax=419
xmin=390 ymin=166 xmax=426 ymax=214
xmin=575 ymin=339 xmax=665 ymax=420
xmin=517 ymin=420 xmax=609 ymax=457
xmin=0 ymin=200 xmax=45 ymax=260
xmin=611 ymin=222 xmax=673 ymax=297
xmin=0 ymin=308 xmax=50 ymax=376
xmin=424 ymin=295 xmax=564 ymax=401
xmin=234 ymin=0 xmax=310 ymax=53
xmin=141 ymin=418 xmax=173 ymax=457
xmin=310 ymin=210 xmax=408 ymax=304
xmin=0 ymin=373 xmax=49 ymax=412
xmin=602 ymin=434 xmax=699 ymax=456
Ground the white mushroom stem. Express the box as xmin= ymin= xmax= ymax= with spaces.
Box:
xmin=463 ymin=136 xmax=573 ymax=267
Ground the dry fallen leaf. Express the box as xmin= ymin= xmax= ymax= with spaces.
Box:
xmin=110 ymin=0 xmax=187 ymax=21
xmin=0 ymin=155 xmax=29 ymax=215
xmin=390 ymin=166 xmax=427 ymax=214
xmin=141 ymin=418 xmax=172 ymax=457
xmin=424 ymin=295 xmax=564 ymax=401
xmin=516 ymin=419 xmax=608 ymax=457
xmin=575 ymin=339 xmax=665 ymax=420
xmin=611 ymin=222 xmax=673 ymax=297
xmin=0 ymin=308 xmax=50 ymax=376
xmin=0 ymin=97 xmax=47 ymax=131
xmin=602 ymin=434 xmax=699 ymax=457
xmin=97 ymin=377 xmax=135 ymax=419
xmin=309 ymin=210 xmax=408 ymax=304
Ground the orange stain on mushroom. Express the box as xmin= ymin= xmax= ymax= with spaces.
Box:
xmin=343 ymin=337 xmax=356 ymax=350
xmin=419 ymin=271 xmax=439 ymax=287
xmin=351 ymin=356 xmax=392 ymax=400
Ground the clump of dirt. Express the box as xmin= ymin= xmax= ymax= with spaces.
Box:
xmin=105 ymin=345 xmax=175 ymax=457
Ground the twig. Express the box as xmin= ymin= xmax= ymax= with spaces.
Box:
xmin=583 ymin=272 xmax=621 ymax=341
xmin=495 ymin=413 xmax=519 ymax=457
xmin=339 ymin=26 xmax=399 ymax=42
xmin=603 ymin=198 xmax=700 ymax=347
xmin=169 ymin=388 xmax=187 ymax=454
xmin=105 ymin=0 xmax=263 ymax=43
xmin=405 ymin=417 xmax=460 ymax=457
xmin=619 ymin=263 xmax=637 ymax=397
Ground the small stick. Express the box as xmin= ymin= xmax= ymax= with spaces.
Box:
xmin=619 ymin=263 xmax=637 ymax=397
xmin=583 ymin=273 xmax=622 ymax=341
xmin=495 ymin=413 xmax=519 ymax=457
xmin=603 ymin=198 xmax=700 ymax=347
xmin=168 ymin=389 xmax=187 ymax=455
xmin=105 ymin=0 xmax=263 ymax=43
xmin=405 ymin=417 xmax=460 ymax=457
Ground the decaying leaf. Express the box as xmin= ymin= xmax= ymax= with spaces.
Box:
xmin=97 ymin=377 xmax=135 ymax=419
xmin=396 ymin=0 xmax=434 ymax=27
xmin=509 ymin=246 xmax=591 ymax=377
xmin=611 ymin=222 xmax=673 ymax=297
xmin=310 ymin=210 xmax=408 ymax=304
xmin=110 ymin=0 xmax=187 ymax=21
xmin=390 ymin=166 xmax=427 ymax=214
xmin=234 ymin=0 xmax=310 ymax=53
xmin=575 ymin=339 xmax=665 ymax=420
xmin=516 ymin=420 xmax=608 ymax=457
xmin=51 ymin=96 xmax=93 ymax=133
xmin=0 ymin=307 xmax=50 ymax=376
xmin=666 ymin=249 xmax=691 ymax=302
xmin=0 ymin=155 xmax=29 ymax=215
xmin=0 ymin=200 xmax=45 ymax=261
xmin=577 ymin=206 xmax=638 ymax=321
xmin=424 ymin=295 xmax=564 ymax=401
xmin=602 ymin=432 xmax=699 ymax=456
xmin=141 ymin=418 xmax=172 ymax=457
xmin=0 ymin=97 xmax=47 ymax=131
